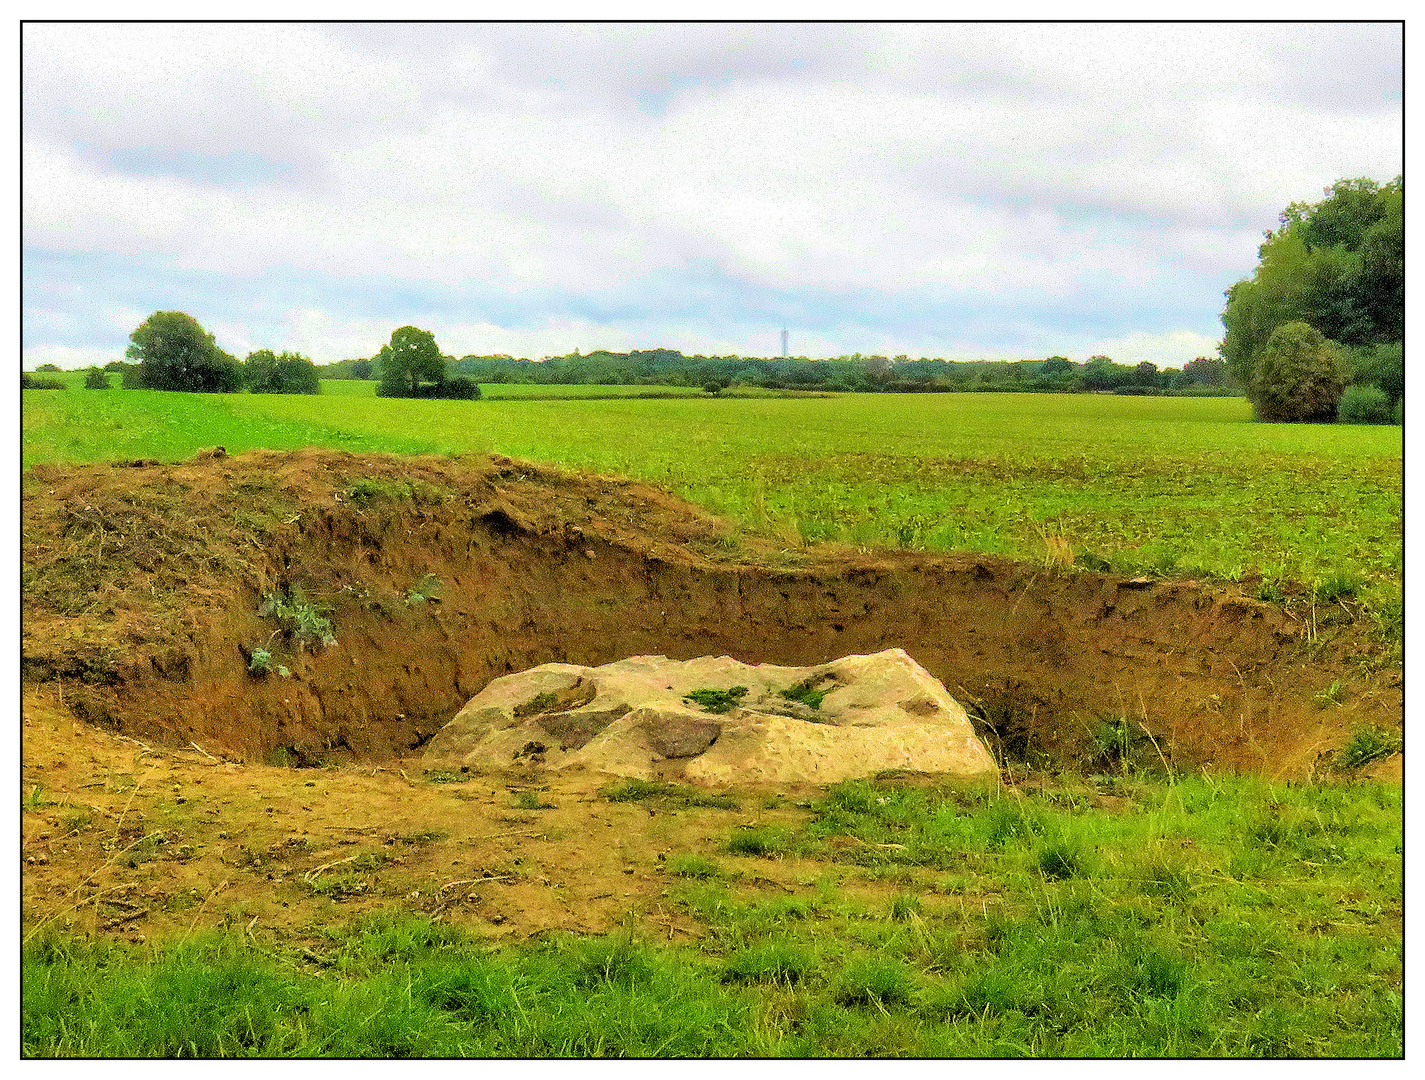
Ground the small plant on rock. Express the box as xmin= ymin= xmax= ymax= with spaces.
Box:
xmin=684 ymin=686 xmax=749 ymax=714
xmin=779 ymin=679 xmax=830 ymax=710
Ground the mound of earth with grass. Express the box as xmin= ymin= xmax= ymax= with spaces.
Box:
xmin=20 ymin=447 xmax=1402 ymax=779
xmin=423 ymin=649 xmax=998 ymax=785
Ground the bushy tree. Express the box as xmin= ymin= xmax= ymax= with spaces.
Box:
xmin=245 ymin=349 xmax=320 ymax=394
xmin=1221 ymin=177 xmax=1402 ymax=390
xmin=1250 ymin=321 xmax=1346 ymax=423
xmin=374 ymin=326 xmax=480 ymax=400
xmin=376 ymin=326 xmax=447 ymax=397
xmin=83 ymin=366 xmax=111 ymax=389
xmin=126 ymin=311 xmax=242 ymax=393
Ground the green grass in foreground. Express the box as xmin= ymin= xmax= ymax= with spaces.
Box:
xmin=22 ymin=385 xmax=1402 ymax=594
xmin=23 ymin=773 xmax=1402 ymax=1058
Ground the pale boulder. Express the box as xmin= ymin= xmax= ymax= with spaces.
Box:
xmin=422 ymin=648 xmax=997 ymax=785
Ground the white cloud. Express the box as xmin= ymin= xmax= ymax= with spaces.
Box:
xmin=21 ymin=22 xmax=1402 ymax=365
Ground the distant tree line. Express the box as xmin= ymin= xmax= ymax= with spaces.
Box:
xmin=318 ymin=348 xmax=1234 ymax=396
xmin=1221 ymin=177 xmax=1402 ymax=424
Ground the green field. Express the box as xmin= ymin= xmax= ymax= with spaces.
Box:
xmin=22 ymin=381 xmax=1403 ymax=598
xmin=23 ymin=772 xmax=1403 ymax=1057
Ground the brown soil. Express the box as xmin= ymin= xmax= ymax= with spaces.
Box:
xmin=21 ymin=448 xmax=1403 ymax=945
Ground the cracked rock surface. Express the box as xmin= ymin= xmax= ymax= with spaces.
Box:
xmin=422 ymin=648 xmax=998 ymax=785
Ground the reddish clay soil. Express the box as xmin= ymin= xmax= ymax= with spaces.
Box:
xmin=20 ymin=448 xmax=1402 ymax=944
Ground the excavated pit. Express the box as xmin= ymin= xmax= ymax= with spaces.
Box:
xmin=20 ymin=448 xmax=1402 ymax=779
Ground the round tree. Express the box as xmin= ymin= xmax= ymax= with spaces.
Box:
xmin=376 ymin=326 xmax=445 ymax=397
xmin=1250 ymin=321 xmax=1347 ymax=423
xmin=126 ymin=311 xmax=242 ymax=392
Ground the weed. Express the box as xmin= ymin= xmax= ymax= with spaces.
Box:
xmin=520 ymin=692 xmax=560 ymax=714
xmin=423 ymin=770 xmax=470 ymax=784
xmin=24 ymin=784 xmax=49 ymax=811
xmin=779 ymin=679 xmax=830 ymax=710
xmin=1335 ymin=726 xmax=1402 ymax=769
xmin=564 ymin=934 xmax=654 ymax=989
xmin=727 ymin=827 xmax=788 ymax=858
xmin=1313 ymin=680 xmax=1345 ymax=708
xmin=258 ymin=589 xmax=336 ymax=648
xmin=888 ymin=893 xmax=923 ymax=921
xmin=602 ymin=779 xmax=739 ymax=811
xmin=247 ymin=648 xmax=275 ymax=677
xmin=405 ymin=573 xmax=441 ymax=604
xmin=1253 ymin=578 xmax=1286 ymax=603
xmin=721 ymin=940 xmax=815 ymax=986
xmin=1035 ymin=840 xmax=1083 ymax=881
xmin=1313 ymin=572 xmax=1360 ymax=603
xmin=832 ymin=956 xmax=915 ymax=1009
xmin=666 ymin=854 xmax=723 ymax=879
xmin=511 ymin=791 xmax=556 ymax=811
xmin=684 ymin=686 xmax=749 ymax=714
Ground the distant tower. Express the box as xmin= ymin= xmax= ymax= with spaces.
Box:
xmin=781 ymin=329 xmax=789 ymax=357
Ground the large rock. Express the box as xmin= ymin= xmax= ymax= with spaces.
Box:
xmin=422 ymin=649 xmax=997 ymax=785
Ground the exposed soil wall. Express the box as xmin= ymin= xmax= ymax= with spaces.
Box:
xmin=21 ymin=449 xmax=1402 ymax=779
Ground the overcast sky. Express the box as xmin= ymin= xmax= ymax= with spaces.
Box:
xmin=22 ymin=21 xmax=1403 ymax=369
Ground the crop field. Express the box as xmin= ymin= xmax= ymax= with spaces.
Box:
xmin=20 ymin=380 xmax=1404 ymax=1059
xmin=22 ymin=381 xmax=1403 ymax=599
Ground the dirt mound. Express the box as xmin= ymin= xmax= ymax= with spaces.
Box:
xmin=423 ymin=649 xmax=997 ymax=785
xmin=21 ymin=448 xmax=1402 ymax=779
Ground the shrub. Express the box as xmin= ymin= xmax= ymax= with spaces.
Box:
xmin=1250 ymin=321 xmax=1347 ymax=422
xmin=245 ymin=349 xmax=320 ymax=394
xmin=83 ymin=366 xmax=111 ymax=389
xmin=21 ymin=374 xmax=66 ymax=390
xmin=1337 ymin=384 xmax=1392 ymax=424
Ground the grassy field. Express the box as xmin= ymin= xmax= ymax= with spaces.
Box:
xmin=23 ymin=771 xmax=1402 ymax=1057
xmin=22 ymin=380 xmax=1403 ymax=598
xmin=21 ymin=379 xmax=1404 ymax=1058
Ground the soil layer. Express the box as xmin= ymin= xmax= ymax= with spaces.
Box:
xmin=20 ymin=448 xmax=1403 ymax=946
xmin=22 ymin=448 xmax=1400 ymax=776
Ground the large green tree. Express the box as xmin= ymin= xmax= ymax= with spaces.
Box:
xmin=126 ymin=311 xmax=242 ymax=393
xmin=1221 ymin=176 xmax=1402 ymax=395
xmin=375 ymin=326 xmax=445 ymax=397
xmin=1250 ymin=321 xmax=1347 ymax=423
